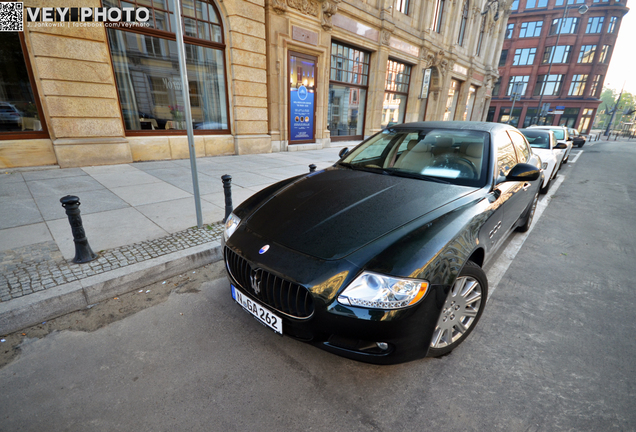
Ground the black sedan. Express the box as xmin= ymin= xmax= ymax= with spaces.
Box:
xmin=222 ymin=121 xmax=542 ymax=364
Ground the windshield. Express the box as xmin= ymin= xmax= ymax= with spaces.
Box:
xmin=551 ymin=129 xmax=565 ymax=140
xmin=520 ymin=130 xmax=551 ymax=149
xmin=340 ymin=128 xmax=489 ymax=187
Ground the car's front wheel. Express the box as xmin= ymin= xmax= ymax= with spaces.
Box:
xmin=428 ymin=261 xmax=488 ymax=357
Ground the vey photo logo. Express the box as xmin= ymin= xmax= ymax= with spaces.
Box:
xmin=25 ymin=6 xmax=150 ymax=22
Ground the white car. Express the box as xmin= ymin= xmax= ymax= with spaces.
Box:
xmin=519 ymin=128 xmax=566 ymax=194
xmin=528 ymin=125 xmax=573 ymax=164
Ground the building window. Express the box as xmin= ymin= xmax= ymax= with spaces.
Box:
xmin=534 ymin=74 xmax=564 ymax=96
xmin=457 ymin=0 xmax=469 ymax=46
xmin=568 ymin=74 xmax=588 ymax=96
xmin=505 ymin=23 xmax=514 ymax=39
xmin=599 ymin=45 xmax=611 ymax=63
xmin=577 ymin=45 xmax=596 ymax=63
xmin=106 ymin=0 xmax=228 ymax=133
xmin=590 ymin=74 xmax=603 ymax=97
xmin=492 ymin=77 xmax=502 ymax=98
xmin=0 ymin=33 xmax=47 ymax=137
xmin=513 ymin=48 xmax=536 ymax=66
xmin=526 ymin=0 xmax=548 ymax=8
xmin=381 ymin=59 xmax=411 ymax=128
xmin=556 ymin=0 xmax=585 ymax=4
xmin=593 ymin=0 xmax=609 ymax=3
xmin=497 ymin=107 xmax=522 ymax=127
xmin=559 ymin=108 xmax=580 ymax=128
xmin=511 ymin=0 xmax=519 ymax=9
xmin=444 ymin=79 xmax=462 ymax=121
xmin=550 ymin=17 xmax=580 ymax=35
xmin=507 ymin=76 xmax=530 ymax=96
xmin=542 ymin=45 xmax=572 ymax=64
xmin=499 ymin=49 xmax=509 ymax=66
xmin=396 ymin=0 xmax=410 ymax=14
xmin=328 ymin=42 xmax=370 ymax=140
xmin=476 ymin=16 xmax=486 ymax=56
xmin=608 ymin=16 xmax=618 ymax=33
xmin=586 ymin=17 xmax=604 ymax=33
xmin=433 ymin=0 xmax=446 ymax=33
xmin=519 ymin=21 xmax=543 ymax=37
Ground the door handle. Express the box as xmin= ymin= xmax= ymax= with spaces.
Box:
xmin=523 ymin=182 xmax=531 ymax=191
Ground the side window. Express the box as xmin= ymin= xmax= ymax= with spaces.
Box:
xmin=497 ymin=138 xmax=518 ymax=177
xmin=508 ymin=131 xmax=531 ymax=163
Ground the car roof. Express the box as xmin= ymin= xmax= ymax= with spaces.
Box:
xmin=518 ymin=128 xmax=551 ymax=135
xmin=528 ymin=125 xmax=566 ymax=130
xmin=390 ymin=121 xmax=515 ymax=133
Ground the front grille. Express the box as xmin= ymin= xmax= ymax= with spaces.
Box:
xmin=225 ymin=247 xmax=315 ymax=318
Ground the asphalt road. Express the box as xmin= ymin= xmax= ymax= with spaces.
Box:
xmin=1 ymin=139 xmax=635 ymax=431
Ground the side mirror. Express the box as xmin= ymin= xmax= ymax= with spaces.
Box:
xmin=554 ymin=142 xmax=567 ymax=149
xmin=339 ymin=147 xmax=349 ymax=158
xmin=504 ymin=163 xmax=541 ymax=182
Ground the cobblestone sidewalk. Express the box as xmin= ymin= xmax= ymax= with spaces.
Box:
xmin=0 ymin=223 xmax=224 ymax=303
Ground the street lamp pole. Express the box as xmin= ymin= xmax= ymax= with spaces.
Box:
xmin=532 ymin=3 xmax=589 ymax=125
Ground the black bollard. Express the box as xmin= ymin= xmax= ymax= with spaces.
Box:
xmin=60 ymin=195 xmax=97 ymax=263
xmin=309 ymin=164 xmax=316 ymax=173
xmin=222 ymin=174 xmax=233 ymax=223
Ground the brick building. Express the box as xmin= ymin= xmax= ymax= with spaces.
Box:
xmin=488 ymin=0 xmax=629 ymax=133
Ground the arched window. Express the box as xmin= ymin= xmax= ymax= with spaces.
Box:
xmin=457 ymin=0 xmax=469 ymax=46
xmin=104 ymin=0 xmax=229 ymax=134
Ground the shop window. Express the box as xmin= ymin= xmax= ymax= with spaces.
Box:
xmin=492 ymin=77 xmax=502 ymax=98
xmin=381 ymin=59 xmax=411 ymax=128
xmin=0 ymin=33 xmax=47 ymax=138
xmin=329 ymin=42 xmax=370 ymax=140
xmin=486 ymin=107 xmax=496 ymax=122
xmin=523 ymin=108 xmax=538 ymax=128
xmin=559 ymin=108 xmax=580 ymax=128
xmin=444 ymin=79 xmax=462 ymax=121
xmin=497 ymin=107 xmax=522 ymax=128
xmin=105 ymin=0 xmax=228 ymax=133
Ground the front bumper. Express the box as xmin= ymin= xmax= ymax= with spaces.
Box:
xmin=223 ymin=230 xmax=445 ymax=364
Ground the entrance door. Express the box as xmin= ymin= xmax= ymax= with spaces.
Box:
xmin=289 ymin=52 xmax=317 ymax=144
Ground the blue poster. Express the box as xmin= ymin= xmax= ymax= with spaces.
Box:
xmin=290 ymin=85 xmax=314 ymax=141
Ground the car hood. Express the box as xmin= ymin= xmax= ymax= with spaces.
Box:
xmin=245 ymin=167 xmax=475 ymax=260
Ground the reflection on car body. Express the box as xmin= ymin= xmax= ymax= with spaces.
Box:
xmin=223 ymin=121 xmax=542 ymax=364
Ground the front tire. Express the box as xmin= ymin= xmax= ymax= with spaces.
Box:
xmin=516 ymin=190 xmax=539 ymax=232
xmin=428 ymin=261 xmax=488 ymax=358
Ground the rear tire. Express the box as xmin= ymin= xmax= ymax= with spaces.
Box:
xmin=428 ymin=261 xmax=487 ymax=358
xmin=539 ymin=178 xmax=551 ymax=194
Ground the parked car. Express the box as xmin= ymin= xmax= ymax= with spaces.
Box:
xmin=568 ymin=128 xmax=586 ymax=148
xmin=223 ymin=121 xmax=542 ymax=364
xmin=528 ymin=125 xmax=573 ymax=163
xmin=0 ymin=102 xmax=22 ymax=131
xmin=519 ymin=128 xmax=566 ymax=194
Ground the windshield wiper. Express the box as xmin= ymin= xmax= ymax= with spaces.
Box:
xmin=338 ymin=162 xmax=390 ymax=174
xmin=383 ymin=168 xmax=452 ymax=184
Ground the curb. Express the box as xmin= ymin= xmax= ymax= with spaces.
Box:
xmin=0 ymin=241 xmax=222 ymax=335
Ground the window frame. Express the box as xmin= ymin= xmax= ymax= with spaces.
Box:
xmin=0 ymin=33 xmax=49 ymax=141
xmin=568 ymin=74 xmax=588 ymax=96
xmin=105 ymin=0 xmax=231 ymax=137
xmin=519 ymin=21 xmax=543 ymax=38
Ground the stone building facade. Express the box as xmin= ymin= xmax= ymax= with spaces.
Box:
xmin=0 ymin=0 xmax=508 ymax=168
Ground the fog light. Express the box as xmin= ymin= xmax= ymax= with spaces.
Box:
xmin=376 ymin=342 xmax=389 ymax=351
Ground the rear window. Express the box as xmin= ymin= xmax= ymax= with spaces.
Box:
xmin=520 ymin=130 xmax=550 ymax=149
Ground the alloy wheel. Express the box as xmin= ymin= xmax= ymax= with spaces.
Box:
xmin=430 ymin=276 xmax=483 ymax=349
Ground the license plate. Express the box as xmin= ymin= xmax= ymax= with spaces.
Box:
xmin=231 ymin=285 xmax=283 ymax=334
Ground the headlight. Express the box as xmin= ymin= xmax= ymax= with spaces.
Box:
xmin=541 ymin=162 xmax=548 ymax=170
xmin=224 ymin=213 xmax=241 ymax=241
xmin=337 ymin=272 xmax=429 ymax=309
